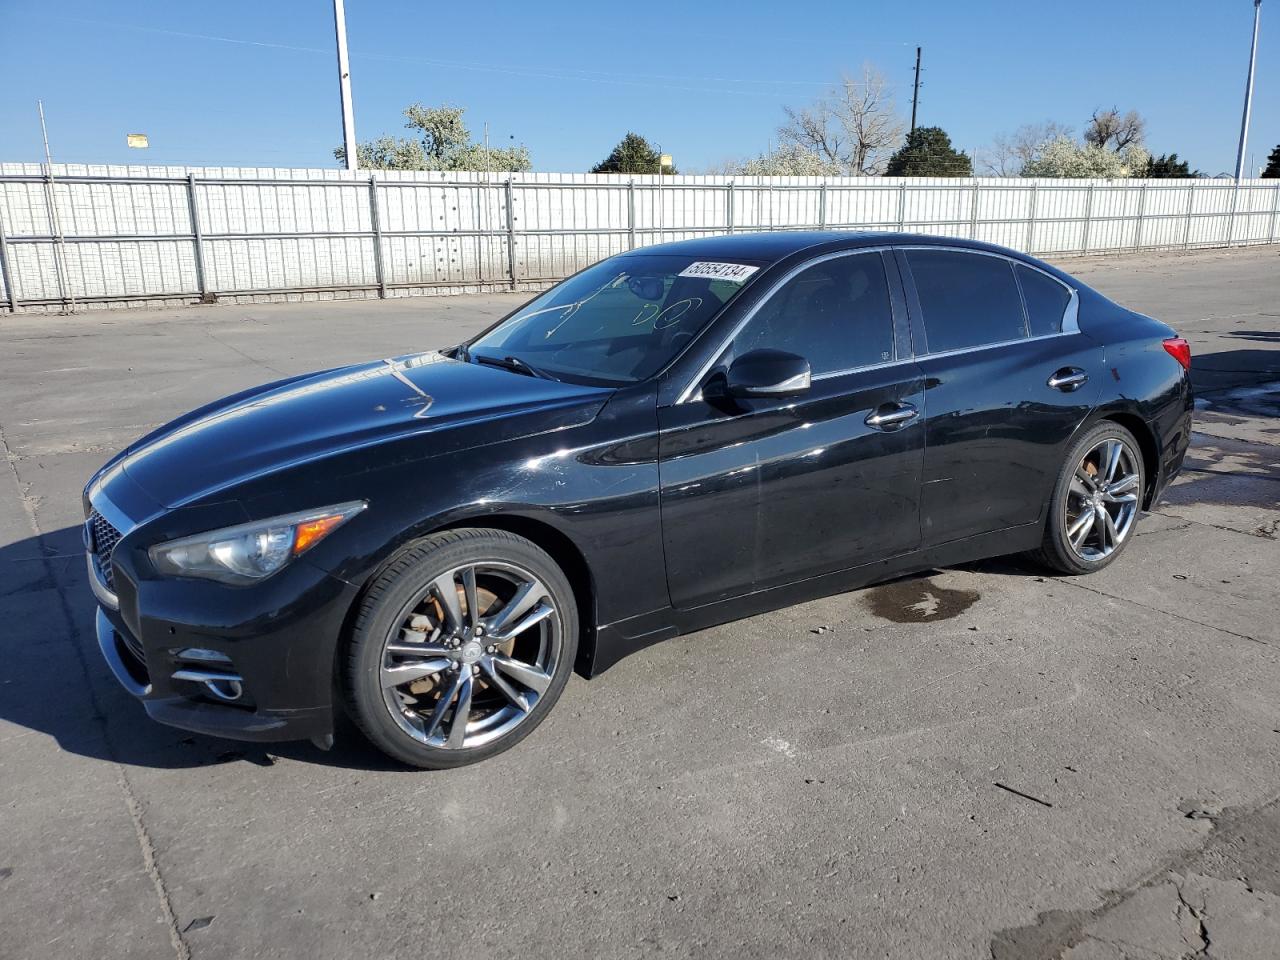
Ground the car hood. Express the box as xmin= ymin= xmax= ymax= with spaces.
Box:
xmin=114 ymin=352 xmax=613 ymax=508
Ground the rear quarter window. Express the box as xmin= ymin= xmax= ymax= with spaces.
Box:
xmin=1016 ymin=264 xmax=1073 ymax=337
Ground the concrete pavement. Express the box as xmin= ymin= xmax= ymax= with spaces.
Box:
xmin=1 ymin=245 xmax=1278 ymax=959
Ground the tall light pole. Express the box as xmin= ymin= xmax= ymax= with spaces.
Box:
xmin=333 ymin=0 xmax=358 ymax=171
xmin=1235 ymin=0 xmax=1262 ymax=180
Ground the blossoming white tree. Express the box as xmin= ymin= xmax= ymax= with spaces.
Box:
xmin=1022 ymin=138 xmax=1150 ymax=178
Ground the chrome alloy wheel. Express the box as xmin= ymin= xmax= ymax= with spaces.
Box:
xmin=1064 ymin=437 xmax=1141 ymax=563
xmin=379 ymin=561 xmax=562 ymax=750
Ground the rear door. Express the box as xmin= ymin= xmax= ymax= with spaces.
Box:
xmin=658 ymin=249 xmax=926 ymax=608
xmin=896 ymin=247 xmax=1104 ymax=547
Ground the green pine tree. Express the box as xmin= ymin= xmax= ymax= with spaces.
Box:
xmin=1143 ymin=153 xmax=1195 ymax=178
xmin=884 ymin=127 xmax=972 ymax=177
xmin=590 ymin=133 xmax=675 ymax=175
xmin=1262 ymin=144 xmax=1280 ymax=179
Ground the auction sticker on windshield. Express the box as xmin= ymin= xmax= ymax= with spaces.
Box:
xmin=677 ymin=262 xmax=759 ymax=283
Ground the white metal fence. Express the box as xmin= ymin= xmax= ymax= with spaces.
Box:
xmin=1 ymin=163 xmax=1278 ymax=313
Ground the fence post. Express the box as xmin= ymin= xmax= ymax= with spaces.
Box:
xmin=0 ymin=211 xmax=17 ymax=313
xmin=504 ymin=179 xmax=517 ymax=289
xmin=1133 ymin=181 xmax=1148 ymax=251
xmin=1081 ymin=183 xmax=1096 ymax=254
xmin=969 ymin=181 xmax=981 ymax=240
xmin=1269 ymin=183 xmax=1280 ymax=244
xmin=1025 ymin=182 xmax=1039 ymax=253
xmin=1226 ymin=181 xmax=1240 ymax=246
xmin=819 ymin=181 xmax=828 ymax=229
xmin=627 ymin=180 xmax=637 ymax=248
xmin=726 ymin=181 xmax=735 ymax=234
xmin=367 ymin=175 xmax=387 ymax=298
xmin=185 ymin=174 xmax=210 ymax=302
xmin=897 ymin=181 xmax=906 ymax=231
xmin=1184 ymin=182 xmax=1196 ymax=249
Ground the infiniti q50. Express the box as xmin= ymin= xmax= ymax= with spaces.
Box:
xmin=84 ymin=232 xmax=1193 ymax=768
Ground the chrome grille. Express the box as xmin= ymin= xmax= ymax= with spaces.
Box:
xmin=88 ymin=510 xmax=122 ymax=590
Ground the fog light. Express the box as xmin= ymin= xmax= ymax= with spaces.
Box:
xmin=171 ymin=667 xmax=245 ymax=702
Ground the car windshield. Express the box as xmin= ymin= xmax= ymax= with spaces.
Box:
xmin=467 ymin=254 xmax=762 ymax=384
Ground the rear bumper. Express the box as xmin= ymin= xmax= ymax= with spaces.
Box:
xmin=1147 ymin=375 xmax=1194 ymax=506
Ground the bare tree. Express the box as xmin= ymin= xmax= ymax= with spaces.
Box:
xmin=1084 ymin=108 xmax=1146 ymax=152
xmin=978 ymin=121 xmax=1073 ymax=176
xmin=777 ymin=65 xmax=904 ymax=176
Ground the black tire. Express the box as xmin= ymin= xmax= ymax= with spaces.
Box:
xmin=1031 ymin=421 xmax=1146 ymax=575
xmin=342 ymin=528 xmax=578 ymax=769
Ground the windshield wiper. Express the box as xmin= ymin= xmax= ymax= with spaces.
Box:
xmin=473 ymin=353 xmax=557 ymax=381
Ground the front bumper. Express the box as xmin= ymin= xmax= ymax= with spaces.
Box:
xmin=94 ymin=607 xmax=335 ymax=741
xmin=89 ymin=521 xmax=361 ymax=744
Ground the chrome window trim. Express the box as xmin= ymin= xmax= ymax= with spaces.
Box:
xmin=810 ymin=356 xmax=920 ymax=382
xmin=675 ymin=244 xmax=1080 ymax=404
xmin=912 ymin=327 xmax=1078 ymax=364
xmin=675 ymin=246 xmax=897 ymax=404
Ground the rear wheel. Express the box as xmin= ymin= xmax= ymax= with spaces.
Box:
xmin=343 ymin=528 xmax=577 ymax=769
xmin=1032 ymin=422 xmax=1145 ymax=575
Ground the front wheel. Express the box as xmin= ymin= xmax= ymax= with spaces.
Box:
xmin=342 ymin=528 xmax=578 ymax=769
xmin=1032 ymin=422 xmax=1145 ymax=575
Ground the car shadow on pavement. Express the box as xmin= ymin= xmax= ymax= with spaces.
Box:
xmin=0 ymin=524 xmax=409 ymax=773
xmin=1190 ymin=346 xmax=1280 ymax=392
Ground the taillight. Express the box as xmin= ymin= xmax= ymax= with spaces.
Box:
xmin=1163 ymin=337 xmax=1191 ymax=371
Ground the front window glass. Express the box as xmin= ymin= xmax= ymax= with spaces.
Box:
xmin=728 ymin=252 xmax=896 ymax=375
xmin=468 ymin=254 xmax=761 ymax=384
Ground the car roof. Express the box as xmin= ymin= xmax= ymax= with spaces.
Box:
xmin=616 ymin=230 xmax=1028 ymax=266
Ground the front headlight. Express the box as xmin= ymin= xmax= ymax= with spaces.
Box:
xmin=148 ymin=501 xmax=366 ymax=584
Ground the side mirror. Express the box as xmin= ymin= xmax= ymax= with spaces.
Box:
xmin=716 ymin=349 xmax=811 ymax=399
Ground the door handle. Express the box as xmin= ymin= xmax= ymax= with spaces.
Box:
xmin=865 ymin=402 xmax=919 ymax=429
xmin=1047 ymin=367 xmax=1089 ymax=391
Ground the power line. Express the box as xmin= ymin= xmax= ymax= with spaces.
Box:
xmin=53 ymin=16 xmax=838 ymax=97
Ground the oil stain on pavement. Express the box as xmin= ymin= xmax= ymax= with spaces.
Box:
xmin=862 ymin=575 xmax=980 ymax=623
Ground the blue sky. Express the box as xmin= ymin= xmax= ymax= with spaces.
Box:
xmin=1 ymin=0 xmax=1275 ymax=175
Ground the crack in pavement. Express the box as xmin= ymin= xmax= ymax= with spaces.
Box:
xmin=992 ymin=795 xmax=1280 ymax=960
xmin=1172 ymin=876 xmax=1210 ymax=958
xmin=1155 ymin=508 xmax=1280 ymax=542
xmin=203 ymin=327 xmax=285 ymax=376
xmin=0 ymin=422 xmax=191 ymax=960
xmin=1056 ymin=577 xmax=1268 ymax=646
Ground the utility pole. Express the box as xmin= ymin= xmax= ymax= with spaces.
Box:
xmin=333 ymin=0 xmax=358 ymax=171
xmin=910 ymin=46 xmax=922 ymax=134
xmin=1235 ymin=0 xmax=1262 ymax=180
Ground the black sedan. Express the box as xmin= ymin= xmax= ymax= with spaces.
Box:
xmin=84 ymin=232 xmax=1193 ymax=768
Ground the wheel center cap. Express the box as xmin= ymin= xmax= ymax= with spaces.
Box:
xmin=459 ymin=640 xmax=483 ymax=664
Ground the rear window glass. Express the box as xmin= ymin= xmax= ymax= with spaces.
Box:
xmin=907 ymin=250 xmax=1027 ymax=353
xmin=1017 ymin=264 xmax=1072 ymax=337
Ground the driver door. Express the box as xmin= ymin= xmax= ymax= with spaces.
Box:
xmin=657 ymin=250 xmax=926 ymax=609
